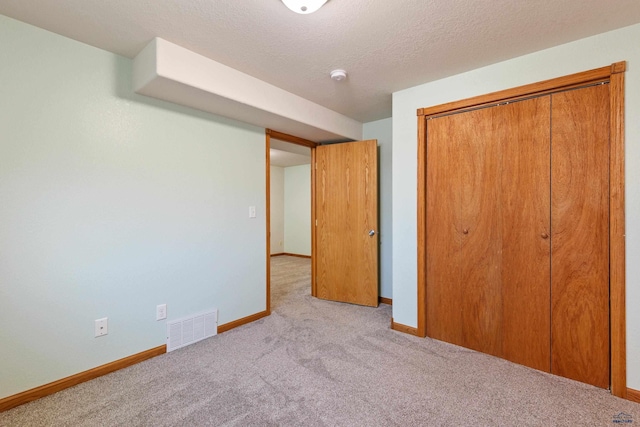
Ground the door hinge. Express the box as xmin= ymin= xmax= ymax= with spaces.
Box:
xmin=316 ymin=219 xmax=318 ymax=226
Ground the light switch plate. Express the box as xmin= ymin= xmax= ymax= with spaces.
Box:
xmin=249 ymin=206 xmax=256 ymax=218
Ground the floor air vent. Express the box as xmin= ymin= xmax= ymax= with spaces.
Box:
xmin=166 ymin=308 xmax=217 ymax=352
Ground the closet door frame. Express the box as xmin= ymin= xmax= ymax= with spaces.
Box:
xmin=416 ymin=62 xmax=627 ymax=398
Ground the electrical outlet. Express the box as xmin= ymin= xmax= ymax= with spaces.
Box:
xmin=95 ymin=317 xmax=108 ymax=337
xmin=156 ymin=304 xmax=167 ymax=321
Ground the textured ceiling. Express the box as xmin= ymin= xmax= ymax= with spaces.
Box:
xmin=2 ymin=0 xmax=640 ymax=122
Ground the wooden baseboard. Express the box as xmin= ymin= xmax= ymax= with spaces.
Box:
xmin=379 ymin=297 xmax=392 ymax=305
xmin=0 ymin=345 xmax=166 ymax=413
xmin=0 ymin=309 xmax=272 ymax=413
xmin=627 ymin=387 xmax=640 ymax=403
xmin=270 ymin=253 xmax=311 ymax=259
xmin=280 ymin=253 xmax=311 ymax=259
xmin=391 ymin=318 xmax=420 ymax=336
xmin=217 ymin=310 xmax=269 ymax=334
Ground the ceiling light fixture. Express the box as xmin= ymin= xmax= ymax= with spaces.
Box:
xmin=282 ymin=0 xmax=328 ymax=14
xmin=330 ymin=69 xmax=347 ymax=81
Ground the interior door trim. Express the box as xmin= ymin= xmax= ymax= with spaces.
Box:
xmin=266 ymin=129 xmax=318 ymax=148
xmin=416 ymin=62 xmax=626 ymax=398
xmin=265 ymin=129 xmax=318 ymax=315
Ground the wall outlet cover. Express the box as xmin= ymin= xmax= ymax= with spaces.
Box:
xmin=95 ymin=317 xmax=108 ymax=337
xmin=156 ymin=304 xmax=167 ymax=321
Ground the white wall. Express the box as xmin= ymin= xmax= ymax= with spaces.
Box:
xmin=270 ymin=166 xmax=285 ymax=254
xmin=284 ymin=165 xmax=311 ymax=256
xmin=363 ymin=119 xmax=392 ymax=300
xmin=0 ymin=15 xmax=266 ymax=398
xmin=392 ymin=23 xmax=640 ymax=389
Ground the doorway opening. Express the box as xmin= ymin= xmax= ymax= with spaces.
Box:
xmin=266 ymin=130 xmax=381 ymax=313
xmin=265 ymin=129 xmax=317 ymax=314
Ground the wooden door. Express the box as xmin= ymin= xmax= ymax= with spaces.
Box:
xmin=427 ymin=107 xmax=503 ymax=357
xmin=427 ymin=97 xmax=552 ymax=369
xmin=457 ymin=108 xmax=502 ymax=357
xmin=315 ymin=140 xmax=378 ymax=307
xmin=426 ymin=112 xmax=465 ymax=347
xmin=498 ymin=97 xmax=551 ymax=372
xmin=551 ymin=84 xmax=610 ymax=388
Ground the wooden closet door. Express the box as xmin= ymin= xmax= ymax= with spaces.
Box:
xmin=459 ymin=108 xmax=502 ymax=357
xmin=426 ymin=107 xmax=503 ymax=357
xmin=426 ymin=113 xmax=464 ymax=347
xmin=551 ymin=84 xmax=610 ymax=389
xmin=498 ymin=97 xmax=552 ymax=372
xmin=427 ymin=98 xmax=551 ymax=367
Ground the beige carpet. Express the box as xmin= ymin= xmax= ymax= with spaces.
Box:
xmin=1 ymin=255 xmax=638 ymax=426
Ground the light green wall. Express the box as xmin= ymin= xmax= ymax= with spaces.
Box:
xmin=270 ymin=166 xmax=285 ymax=254
xmin=0 ymin=15 xmax=266 ymax=398
xmin=363 ymin=119 xmax=392 ymax=300
xmin=284 ymin=165 xmax=311 ymax=256
xmin=392 ymin=23 xmax=640 ymax=389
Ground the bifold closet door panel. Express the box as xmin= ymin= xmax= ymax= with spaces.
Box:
xmin=426 ymin=113 xmax=464 ymax=347
xmin=551 ymin=84 xmax=610 ymax=389
xmin=426 ymin=107 xmax=503 ymax=357
xmin=459 ymin=108 xmax=502 ymax=357
xmin=498 ymin=98 xmax=552 ymax=372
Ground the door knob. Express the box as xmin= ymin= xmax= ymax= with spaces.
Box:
xmin=463 ymin=228 xmax=469 ymax=235
xmin=541 ymin=232 xmax=549 ymax=239
xmin=368 ymin=230 xmax=376 ymax=237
